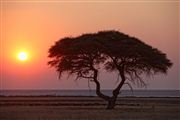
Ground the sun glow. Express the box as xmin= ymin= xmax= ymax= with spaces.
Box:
xmin=17 ymin=52 xmax=28 ymax=61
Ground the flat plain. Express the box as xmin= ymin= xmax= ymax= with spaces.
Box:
xmin=0 ymin=96 xmax=179 ymax=120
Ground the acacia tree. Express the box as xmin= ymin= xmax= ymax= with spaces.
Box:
xmin=48 ymin=30 xmax=172 ymax=109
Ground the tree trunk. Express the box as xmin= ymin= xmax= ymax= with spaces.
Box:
xmin=92 ymin=66 xmax=126 ymax=110
xmin=93 ymin=68 xmax=111 ymax=101
xmin=106 ymin=97 xmax=116 ymax=109
xmin=106 ymin=66 xmax=126 ymax=109
xmin=106 ymin=89 xmax=119 ymax=109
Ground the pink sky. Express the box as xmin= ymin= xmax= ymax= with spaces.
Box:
xmin=0 ymin=0 xmax=179 ymax=90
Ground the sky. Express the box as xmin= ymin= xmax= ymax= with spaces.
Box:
xmin=0 ymin=0 xmax=179 ymax=90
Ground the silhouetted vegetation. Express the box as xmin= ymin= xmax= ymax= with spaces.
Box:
xmin=48 ymin=30 xmax=172 ymax=109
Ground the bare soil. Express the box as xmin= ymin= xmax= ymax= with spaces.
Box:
xmin=0 ymin=96 xmax=179 ymax=120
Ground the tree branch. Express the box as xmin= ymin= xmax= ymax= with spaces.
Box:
xmin=113 ymin=65 xmax=126 ymax=97
xmin=92 ymin=69 xmax=110 ymax=101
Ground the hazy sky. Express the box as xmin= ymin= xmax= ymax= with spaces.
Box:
xmin=0 ymin=0 xmax=179 ymax=90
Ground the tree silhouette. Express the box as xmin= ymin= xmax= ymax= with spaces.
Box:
xmin=48 ymin=30 xmax=172 ymax=109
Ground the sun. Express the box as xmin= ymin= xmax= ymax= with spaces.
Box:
xmin=17 ymin=52 xmax=28 ymax=61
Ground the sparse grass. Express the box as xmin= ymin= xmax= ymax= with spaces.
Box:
xmin=0 ymin=96 xmax=179 ymax=120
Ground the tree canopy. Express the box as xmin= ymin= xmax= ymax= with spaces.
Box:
xmin=48 ymin=30 xmax=172 ymax=109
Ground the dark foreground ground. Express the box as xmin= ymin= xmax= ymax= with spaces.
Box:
xmin=0 ymin=96 xmax=179 ymax=120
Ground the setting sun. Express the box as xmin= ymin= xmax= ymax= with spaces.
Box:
xmin=18 ymin=52 xmax=28 ymax=61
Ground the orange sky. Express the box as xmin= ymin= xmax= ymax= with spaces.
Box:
xmin=0 ymin=0 xmax=179 ymax=90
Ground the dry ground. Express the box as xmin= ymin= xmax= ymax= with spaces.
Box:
xmin=0 ymin=96 xmax=179 ymax=120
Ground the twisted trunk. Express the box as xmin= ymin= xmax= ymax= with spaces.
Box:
xmin=93 ymin=69 xmax=110 ymax=101
xmin=107 ymin=67 xmax=126 ymax=109
xmin=106 ymin=97 xmax=116 ymax=109
xmin=93 ymin=66 xmax=126 ymax=109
